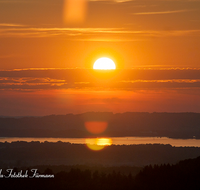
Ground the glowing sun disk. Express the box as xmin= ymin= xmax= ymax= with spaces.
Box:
xmin=93 ymin=57 xmax=116 ymax=70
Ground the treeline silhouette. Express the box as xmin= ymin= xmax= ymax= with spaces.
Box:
xmin=1 ymin=156 xmax=200 ymax=190
xmin=0 ymin=112 xmax=200 ymax=138
xmin=135 ymin=156 xmax=200 ymax=190
xmin=0 ymin=141 xmax=200 ymax=167
xmin=33 ymin=164 xmax=141 ymax=177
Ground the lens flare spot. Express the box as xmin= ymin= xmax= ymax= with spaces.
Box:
xmin=85 ymin=121 xmax=108 ymax=134
xmin=85 ymin=138 xmax=112 ymax=151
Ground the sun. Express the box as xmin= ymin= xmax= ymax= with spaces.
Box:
xmin=93 ymin=57 xmax=116 ymax=70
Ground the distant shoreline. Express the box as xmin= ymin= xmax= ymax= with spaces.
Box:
xmin=0 ymin=136 xmax=200 ymax=147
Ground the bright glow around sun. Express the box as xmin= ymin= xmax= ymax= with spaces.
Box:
xmin=93 ymin=57 xmax=116 ymax=70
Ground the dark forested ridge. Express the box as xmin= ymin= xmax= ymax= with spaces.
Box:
xmin=1 ymin=156 xmax=200 ymax=190
xmin=0 ymin=112 xmax=200 ymax=138
xmin=135 ymin=156 xmax=200 ymax=190
xmin=0 ymin=141 xmax=200 ymax=167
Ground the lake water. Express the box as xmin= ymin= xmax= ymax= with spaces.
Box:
xmin=0 ymin=137 xmax=200 ymax=147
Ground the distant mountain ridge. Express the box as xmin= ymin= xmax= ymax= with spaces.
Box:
xmin=0 ymin=112 xmax=199 ymax=139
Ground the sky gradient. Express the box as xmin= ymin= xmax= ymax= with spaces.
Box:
xmin=0 ymin=0 xmax=200 ymax=116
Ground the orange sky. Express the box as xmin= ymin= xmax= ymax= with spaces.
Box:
xmin=0 ymin=0 xmax=200 ymax=116
xmin=0 ymin=0 xmax=200 ymax=69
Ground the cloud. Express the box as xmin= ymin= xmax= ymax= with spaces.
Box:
xmin=89 ymin=97 xmax=122 ymax=104
xmin=0 ymin=68 xmax=200 ymax=90
xmin=0 ymin=0 xmax=28 ymax=3
xmin=1 ymin=23 xmax=200 ymax=40
xmin=0 ymin=25 xmax=126 ymax=38
xmin=133 ymin=9 xmax=192 ymax=15
xmin=0 ymin=23 xmax=24 ymax=27
xmin=89 ymin=0 xmax=200 ymax=1
xmin=89 ymin=0 xmax=132 ymax=2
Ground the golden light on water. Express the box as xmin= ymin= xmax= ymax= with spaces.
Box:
xmin=85 ymin=138 xmax=112 ymax=151
xmin=63 ymin=0 xmax=87 ymax=23
xmin=96 ymin=138 xmax=112 ymax=146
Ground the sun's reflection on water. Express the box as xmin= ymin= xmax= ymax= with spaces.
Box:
xmin=85 ymin=138 xmax=112 ymax=151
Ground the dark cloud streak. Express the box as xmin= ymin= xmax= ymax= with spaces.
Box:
xmin=0 ymin=68 xmax=200 ymax=90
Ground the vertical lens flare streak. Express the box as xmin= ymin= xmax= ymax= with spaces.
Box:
xmin=63 ymin=0 xmax=88 ymax=23
xmin=85 ymin=138 xmax=112 ymax=151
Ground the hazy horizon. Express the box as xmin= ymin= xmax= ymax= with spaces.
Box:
xmin=1 ymin=111 xmax=200 ymax=118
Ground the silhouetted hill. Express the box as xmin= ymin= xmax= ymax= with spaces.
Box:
xmin=0 ymin=112 xmax=200 ymax=138
xmin=0 ymin=141 xmax=199 ymax=167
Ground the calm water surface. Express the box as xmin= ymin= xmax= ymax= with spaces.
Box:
xmin=0 ymin=137 xmax=199 ymax=147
